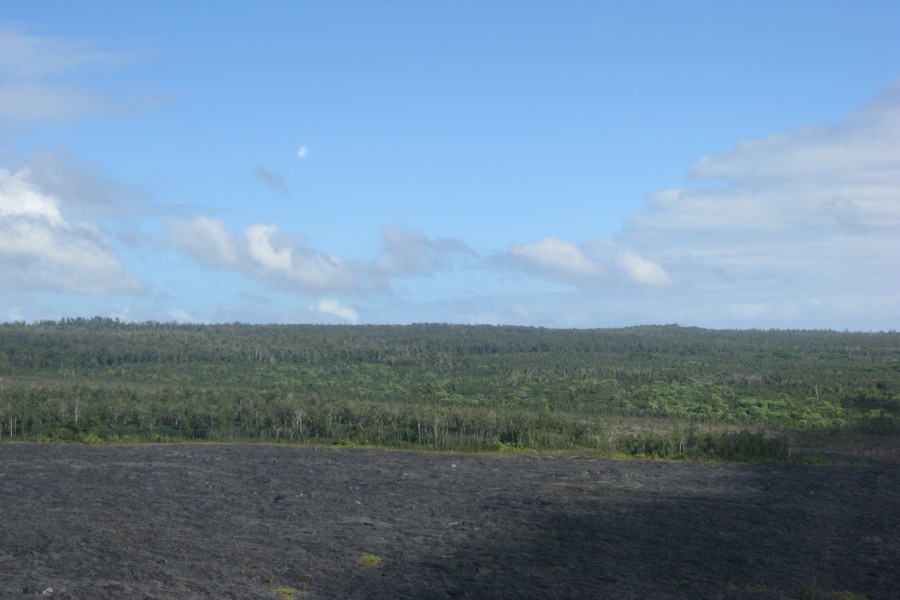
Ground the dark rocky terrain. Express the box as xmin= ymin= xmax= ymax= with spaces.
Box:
xmin=0 ymin=443 xmax=896 ymax=599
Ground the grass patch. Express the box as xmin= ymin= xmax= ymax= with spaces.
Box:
xmin=357 ymin=554 xmax=384 ymax=568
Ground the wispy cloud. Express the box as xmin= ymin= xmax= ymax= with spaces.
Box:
xmin=0 ymin=82 xmax=114 ymax=124
xmin=0 ymin=27 xmax=153 ymax=127
xmin=254 ymin=166 xmax=291 ymax=196
xmin=0 ymin=27 xmax=127 ymax=79
xmin=21 ymin=149 xmax=153 ymax=220
xmin=167 ymin=215 xmax=239 ymax=268
xmin=376 ymin=224 xmax=474 ymax=276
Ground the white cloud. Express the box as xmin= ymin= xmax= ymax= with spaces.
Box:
xmin=246 ymin=224 xmax=293 ymax=272
xmin=310 ymin=298 xmax=359 ymax=323
xmin=276 ymin=235 xmax=358 ymax=290
xmin=503 ymin=235 xmax=673 ymax=290
xmin=486 ymin=82 xmax=899 ymax=328
xmin=690 ymin=94 xmax=900 ymax=191
xmin=629 ymin=85 xmax=900 ymax=262
xmin=616 ymin=252 xmax=672 ymax=287
xmin=0 ymin=168 xmax=147 ymax=295
xmin=625 ymin=84 xmax=900 ymax=261
xmin=168 ymin=217 xmax=368 ymax=293
xmin=297 ymin=146 xmax=308 ymax=159
xmin=0 ymin=168 xmax=64 ymax=224
xmin=169 ymin=219 xmax=475 ymax=296
xmin=608 ymin=82 xmax=900 ymax=327
xmin=508 ymin=236 xmax=606 ymax=285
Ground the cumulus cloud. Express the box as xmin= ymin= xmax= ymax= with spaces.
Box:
xmin=508 ymin=236 xmax=606 ymax=284
xmin=611 ymin=81 xmax=900 ymax=326
xmin=246 ymin=224 xmax=293 ymax=272
xmin=616 ymin=252 xmax=672 ymax=287
xmin=310 ymin=298 xmax=359 ymax=323
xmin=167 ymin=217 xmax=369 ymax=293
xmin=503 ymin=236 xmax=672 ymax=290
xmin=0 ymin=168 xmax=147 ymax=295
xmin=690 ymin=86 xmax=900 ymax=192
xmin=0 ymin=167 xmax=64 ymax=223
xmin=490 ymin=82 xmax=899 ymax=328
xmin=168 ymin=219 xmax=476 ymax=297
xmin=628 ymin=84 xmax=900 ymax=257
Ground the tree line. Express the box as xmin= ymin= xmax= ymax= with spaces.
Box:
xmin=0 ymin=319 xmax=896 ymax=459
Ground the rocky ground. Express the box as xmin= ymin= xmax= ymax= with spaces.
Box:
xmin=0 ymin=443 xmax=897 ymax=599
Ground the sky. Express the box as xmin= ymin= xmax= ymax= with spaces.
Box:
xmin=1 ymin=1 xmax=899 ymax=330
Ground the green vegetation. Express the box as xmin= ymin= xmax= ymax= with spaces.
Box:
xmin=830 ymin=592 xmax=868 ymax=600
xmin=357 ymin=554 xmax=384 ymax=568
xmin=0 ymin=319 xmax=897 ymax=460
xmin=273 ymin=581 xmax=307 ymax=599
xmin=274 ymin=586 xmax=302 ymax=600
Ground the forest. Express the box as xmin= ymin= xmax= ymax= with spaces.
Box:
xmin=0 ymin=318 xmax=897 ymax=461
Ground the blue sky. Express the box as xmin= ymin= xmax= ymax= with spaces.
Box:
xmin=1 ymin=1 xmax=898 ymax=329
